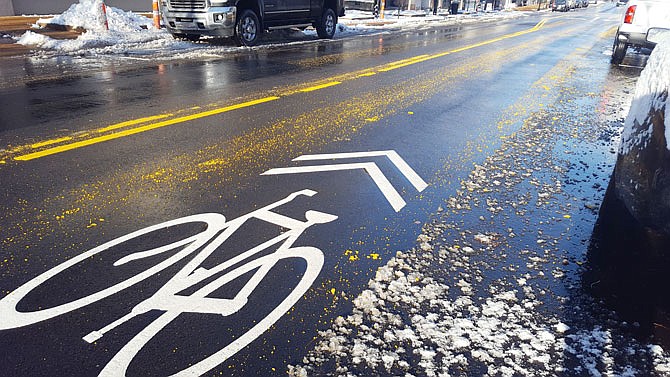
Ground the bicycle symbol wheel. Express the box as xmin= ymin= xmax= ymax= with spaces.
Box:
xmin=97 ymin=246 xmax=324 ymax=376
xmin=0 ymin=213 xmax=225 ymax=331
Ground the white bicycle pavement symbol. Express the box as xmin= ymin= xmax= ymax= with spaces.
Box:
xmin=0 ymin=150 xmax=427 ymax=376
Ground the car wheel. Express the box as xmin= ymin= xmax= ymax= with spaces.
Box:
xmin=316 ymin=8 xmax=337 ymax=39
xmin=234 ymin=9 xmax=261 ymax=47
xmin=611 ymin=36 xmax=628 ymax=65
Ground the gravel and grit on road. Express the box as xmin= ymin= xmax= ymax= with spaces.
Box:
xmin=288 ymin=39 xmax=670 ymax=377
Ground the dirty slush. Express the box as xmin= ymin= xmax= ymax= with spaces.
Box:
xmin=288 ymin=49 xmax=670 ymax=375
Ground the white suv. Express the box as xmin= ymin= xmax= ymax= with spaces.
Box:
xmin=611 ymin=0 xmax=670 ymax=64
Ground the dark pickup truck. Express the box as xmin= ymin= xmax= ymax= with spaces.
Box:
xmin=160 ymin=0 xmax=345 ymax=46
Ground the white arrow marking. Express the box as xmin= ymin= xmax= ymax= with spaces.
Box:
xmin=293 ymin=150 xmax=428 ymax=192
xmin=262 ymin=150 xmax=427 ymax=212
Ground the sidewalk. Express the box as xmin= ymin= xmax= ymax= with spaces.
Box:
xmin=0 ymin=15 xmax=81 ymax=57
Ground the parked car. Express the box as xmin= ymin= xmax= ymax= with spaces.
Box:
xmin=552 ymin=0 xmax=569 ymax=11
xmin=616 ymin=0 xmax=628 ymax=6
xmin=160 ymin=0 xmax=345 ymax=46
xmin=611 ymin=0 xmax=670 ymax=64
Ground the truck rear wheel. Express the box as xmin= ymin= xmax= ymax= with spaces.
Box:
xmin=611 ymin=36 xmax=628 ymax=65
xmin=316 ymin=8 xmax=337 ymax=39
xmin=234 ymin=9 xmax=261 ymax=47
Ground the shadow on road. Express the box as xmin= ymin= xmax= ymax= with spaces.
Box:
xmin=584 ymin=175 xmax=670 ymax=347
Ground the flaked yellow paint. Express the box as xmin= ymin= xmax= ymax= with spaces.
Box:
xmin=30 ymin=136 xmax=73 ymax=149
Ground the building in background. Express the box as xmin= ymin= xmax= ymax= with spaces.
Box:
xmin=0 ymin=0 xmax=13 ymax=16
xmin=344 ymin=0 xmax=517 ymax=12
xmin=0 ymin=0 xmax=149 ymax=16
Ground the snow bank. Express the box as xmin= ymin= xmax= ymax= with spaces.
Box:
xmin=37 ymin=0 xmax=154 ymax=32
xmin=17 ymin=29 xmax=179 ymax=54
xmin=17 ymin=0 xmax=174 ymax=55
xmin=620 ymin=34 xmax=670 ymax=154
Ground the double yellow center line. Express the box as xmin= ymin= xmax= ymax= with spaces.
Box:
xmin=8 ymin=19 xmax=547 ymax=163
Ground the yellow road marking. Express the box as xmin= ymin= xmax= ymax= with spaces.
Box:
xmin=10 ymin=19 xmax=549 ymax=162
xmin=96 ymin=113 xmax=174 ymax=133
xmin=300 ymin=81 xmax=342 ymax=92
xmin=600 ymin=25 xmax=617 ymax=38
xmin=14 ymin=96 xmax=280 ymax=161
xmin=357 ymin=72 xmax=377 ymax=77
xmin=378 ymin=55 xmax=434 ymax=72
xmin=391 ymin=19 xmax=547 ymax=65
xmin=380 ymin=54 xmax=432 ymax=71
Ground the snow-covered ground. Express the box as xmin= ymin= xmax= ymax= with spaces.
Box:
xmin=14 ymin=0 xmax=530 ymax=59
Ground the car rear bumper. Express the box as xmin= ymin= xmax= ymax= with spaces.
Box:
xmin=617 ymin=28 xmax=669 ymax=48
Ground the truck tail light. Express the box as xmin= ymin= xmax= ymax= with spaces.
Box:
xmin=624 ymin=5 xmax=637 ymax=24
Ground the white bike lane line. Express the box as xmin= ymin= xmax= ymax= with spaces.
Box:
xmin=0 ymin=152 xmax=427 ymax=376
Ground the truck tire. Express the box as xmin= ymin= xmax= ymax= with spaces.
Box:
xmin=611 ymin=37 xmax=627 ymax=65
xmin=234 ymin=9 xmax=261 ymax=47
xmin=315 ymin=8 xmax=337 ymax=39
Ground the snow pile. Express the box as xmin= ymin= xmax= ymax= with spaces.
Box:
xmin=17 ymin=29 xmax=183 ymax=54
xmin=38 ymin=0 xmax=154 ymax=32
xmin=619 ymin=33 xmax=670 ymax=154
xmin=17 ymin=0 xmax=171 ymax=54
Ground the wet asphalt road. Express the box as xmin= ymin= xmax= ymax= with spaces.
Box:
xmin=0 ymin=4 xmax=647 ymax=376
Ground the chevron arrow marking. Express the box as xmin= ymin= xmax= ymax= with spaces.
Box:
xmin=261 ymin=150 xmax=427 ymax=212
